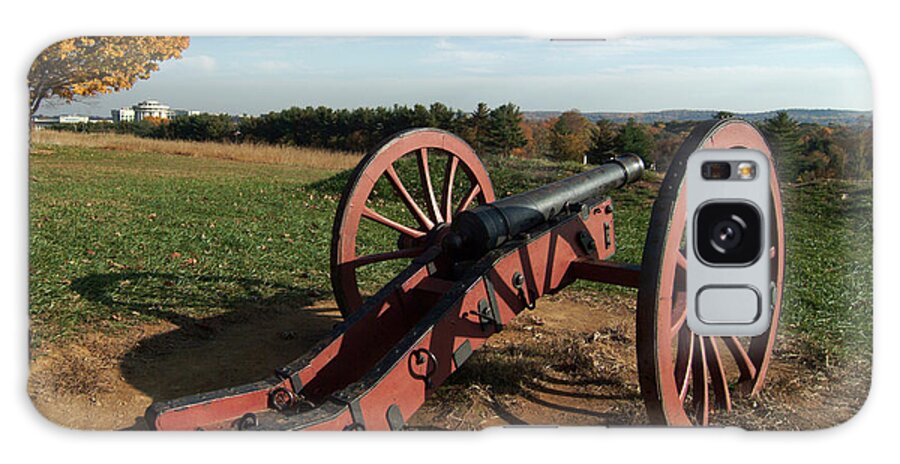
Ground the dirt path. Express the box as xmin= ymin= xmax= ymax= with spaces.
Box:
xmin=27 ymin=292 xmax=869 ymax=431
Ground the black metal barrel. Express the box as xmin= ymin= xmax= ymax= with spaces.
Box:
xmin=444 ymin=154 xmax=644 ymax=258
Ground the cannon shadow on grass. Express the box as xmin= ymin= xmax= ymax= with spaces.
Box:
xmin=69 ymin=272 xmax=342 ymax=408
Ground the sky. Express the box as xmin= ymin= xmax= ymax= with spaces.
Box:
xmin=38 ymin=36 xmax=872 ymax=117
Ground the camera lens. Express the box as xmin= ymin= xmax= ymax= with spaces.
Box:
xmin=710 ymin=217 xmax=744 ymax=252
xmin=695 ymin=202 xmax=761 ymax=265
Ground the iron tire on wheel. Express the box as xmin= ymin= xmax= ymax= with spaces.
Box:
xmin=636 ymin=119 xmax=786 ymax=426
xmin=330 ymin=128 xmax=495 ymax=317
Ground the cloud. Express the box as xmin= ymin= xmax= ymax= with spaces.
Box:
xmin=172 ymin=54 xmax=217 ymax=72
xmin=422 ymin=38 xmax=503 ymax=72
xmin=256 ymin=60 xmax=293 ymax=72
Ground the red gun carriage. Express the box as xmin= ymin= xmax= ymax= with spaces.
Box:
xmin=146 ymin=118 xmax=784 ymax=430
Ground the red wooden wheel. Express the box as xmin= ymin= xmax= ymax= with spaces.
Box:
xmin=636 ymin=119 xmax=785 ymax=425
xmin=330 ymin=128 xmax=495 ymax=317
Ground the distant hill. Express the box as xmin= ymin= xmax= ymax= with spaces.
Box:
xmin=523 ymin=109 xmax=872 ymax=126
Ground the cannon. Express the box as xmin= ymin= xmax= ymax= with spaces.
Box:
xmin=444 ymin=154 xmax=644 ymax=259
xmin=145 ymin=119 xmax=784 ymax=430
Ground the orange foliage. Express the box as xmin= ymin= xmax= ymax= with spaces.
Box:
xmin=140 ymin=116 xmax=166 ymax=125
xmin=29 ymin=36 xmax=190 ymax=114
xmin=511 ymin=120 xmax=535 ymax=158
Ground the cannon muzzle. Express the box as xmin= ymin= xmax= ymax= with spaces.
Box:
xmin=445 ymin=154 xmax=644 ymax=259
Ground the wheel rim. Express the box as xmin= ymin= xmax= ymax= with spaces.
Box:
xmin=636 ymin=119 xmax=785 ymax=425
xmin=330 ymin=128 xmax=495 ymax=317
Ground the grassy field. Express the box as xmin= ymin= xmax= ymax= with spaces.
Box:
xmin=31 ymin=130 xmax=363 ymax=170
xmin=28 ymin=134 xmax=872 ymax=370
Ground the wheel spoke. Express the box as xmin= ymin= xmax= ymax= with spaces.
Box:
xmin=349 ymin=247 xmax=426 ymax=268
xmin=455 ymin=182 xmax=482 ymax=215
xmin=670 ymin=291 xmax=687 ymax=337
xmin=385 ymin=164 xmax=435 ymax=230
xmin=676 ymin=250 xmax=687 ymax=271
xmin=416 ymin=148 xmax=443 ymax=224
xmin=723 ymin=336 xmax=757 ymax=383
xmin=361 ymin=206 xmax=426 ymax=239
xmin=441 ymin=155 xmax=459 ymax=222
xmin=703 ymin=337 xmax=732 ymax=412
xmin=675 ymin=328 xmax=693 ymax=402
xmin=691 ymin=335 xmax=709 ymax=425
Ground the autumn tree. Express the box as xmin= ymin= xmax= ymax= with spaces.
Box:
xmin=523 ymin=119 xmax=553 ymax=159
xmin=796 ymin=126 xmax=842 ymax=180
xmin=511 ymin=120 xmax=534 ymax=158
xmin=652 ymin=130 xmax=689 ymax=172
xmin=29 ymin=36 xmax=190 ymax=116
xmin=545 ymin=110 xmax=592 ymax=162
xmin=833 ymin=124 xmax=873 ymax=179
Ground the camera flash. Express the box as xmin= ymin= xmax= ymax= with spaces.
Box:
xmin=737 ymin=162 xmax=756 ymax=180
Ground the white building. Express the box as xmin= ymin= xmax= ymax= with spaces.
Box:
xmin=171 ymin=109 xmax=201 ymax=118
xmin=57 ymin=115 xmax=90 ymax=124
xmin=111 ymin=108 xmax=135 ymax=122
xmin=133 ymin=100 xmax=171 ymax=121
xmin=31 ymin=115 xmax=88 ymax=128
xmin=111 ymin=100 xmax=200 ymax=122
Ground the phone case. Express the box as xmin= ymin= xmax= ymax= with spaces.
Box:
xmin=27 ymin=36 xmax=872 ymax=430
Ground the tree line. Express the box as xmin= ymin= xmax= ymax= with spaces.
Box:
xmin=237 ymin=102 xmax=531 ymax=157
xmin=518 ymin=109 xmax=872 ymax=181
xmin=53 ymin=102 xmax=528 ymax=158
xmin=48 ymin=103 xmax=871 ymax=182
xmin=759 ymin=111 xmax=872 ymax=181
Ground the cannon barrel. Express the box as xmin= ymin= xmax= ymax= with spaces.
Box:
xmin=445 ymin=154 xmax=644 ymax=258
